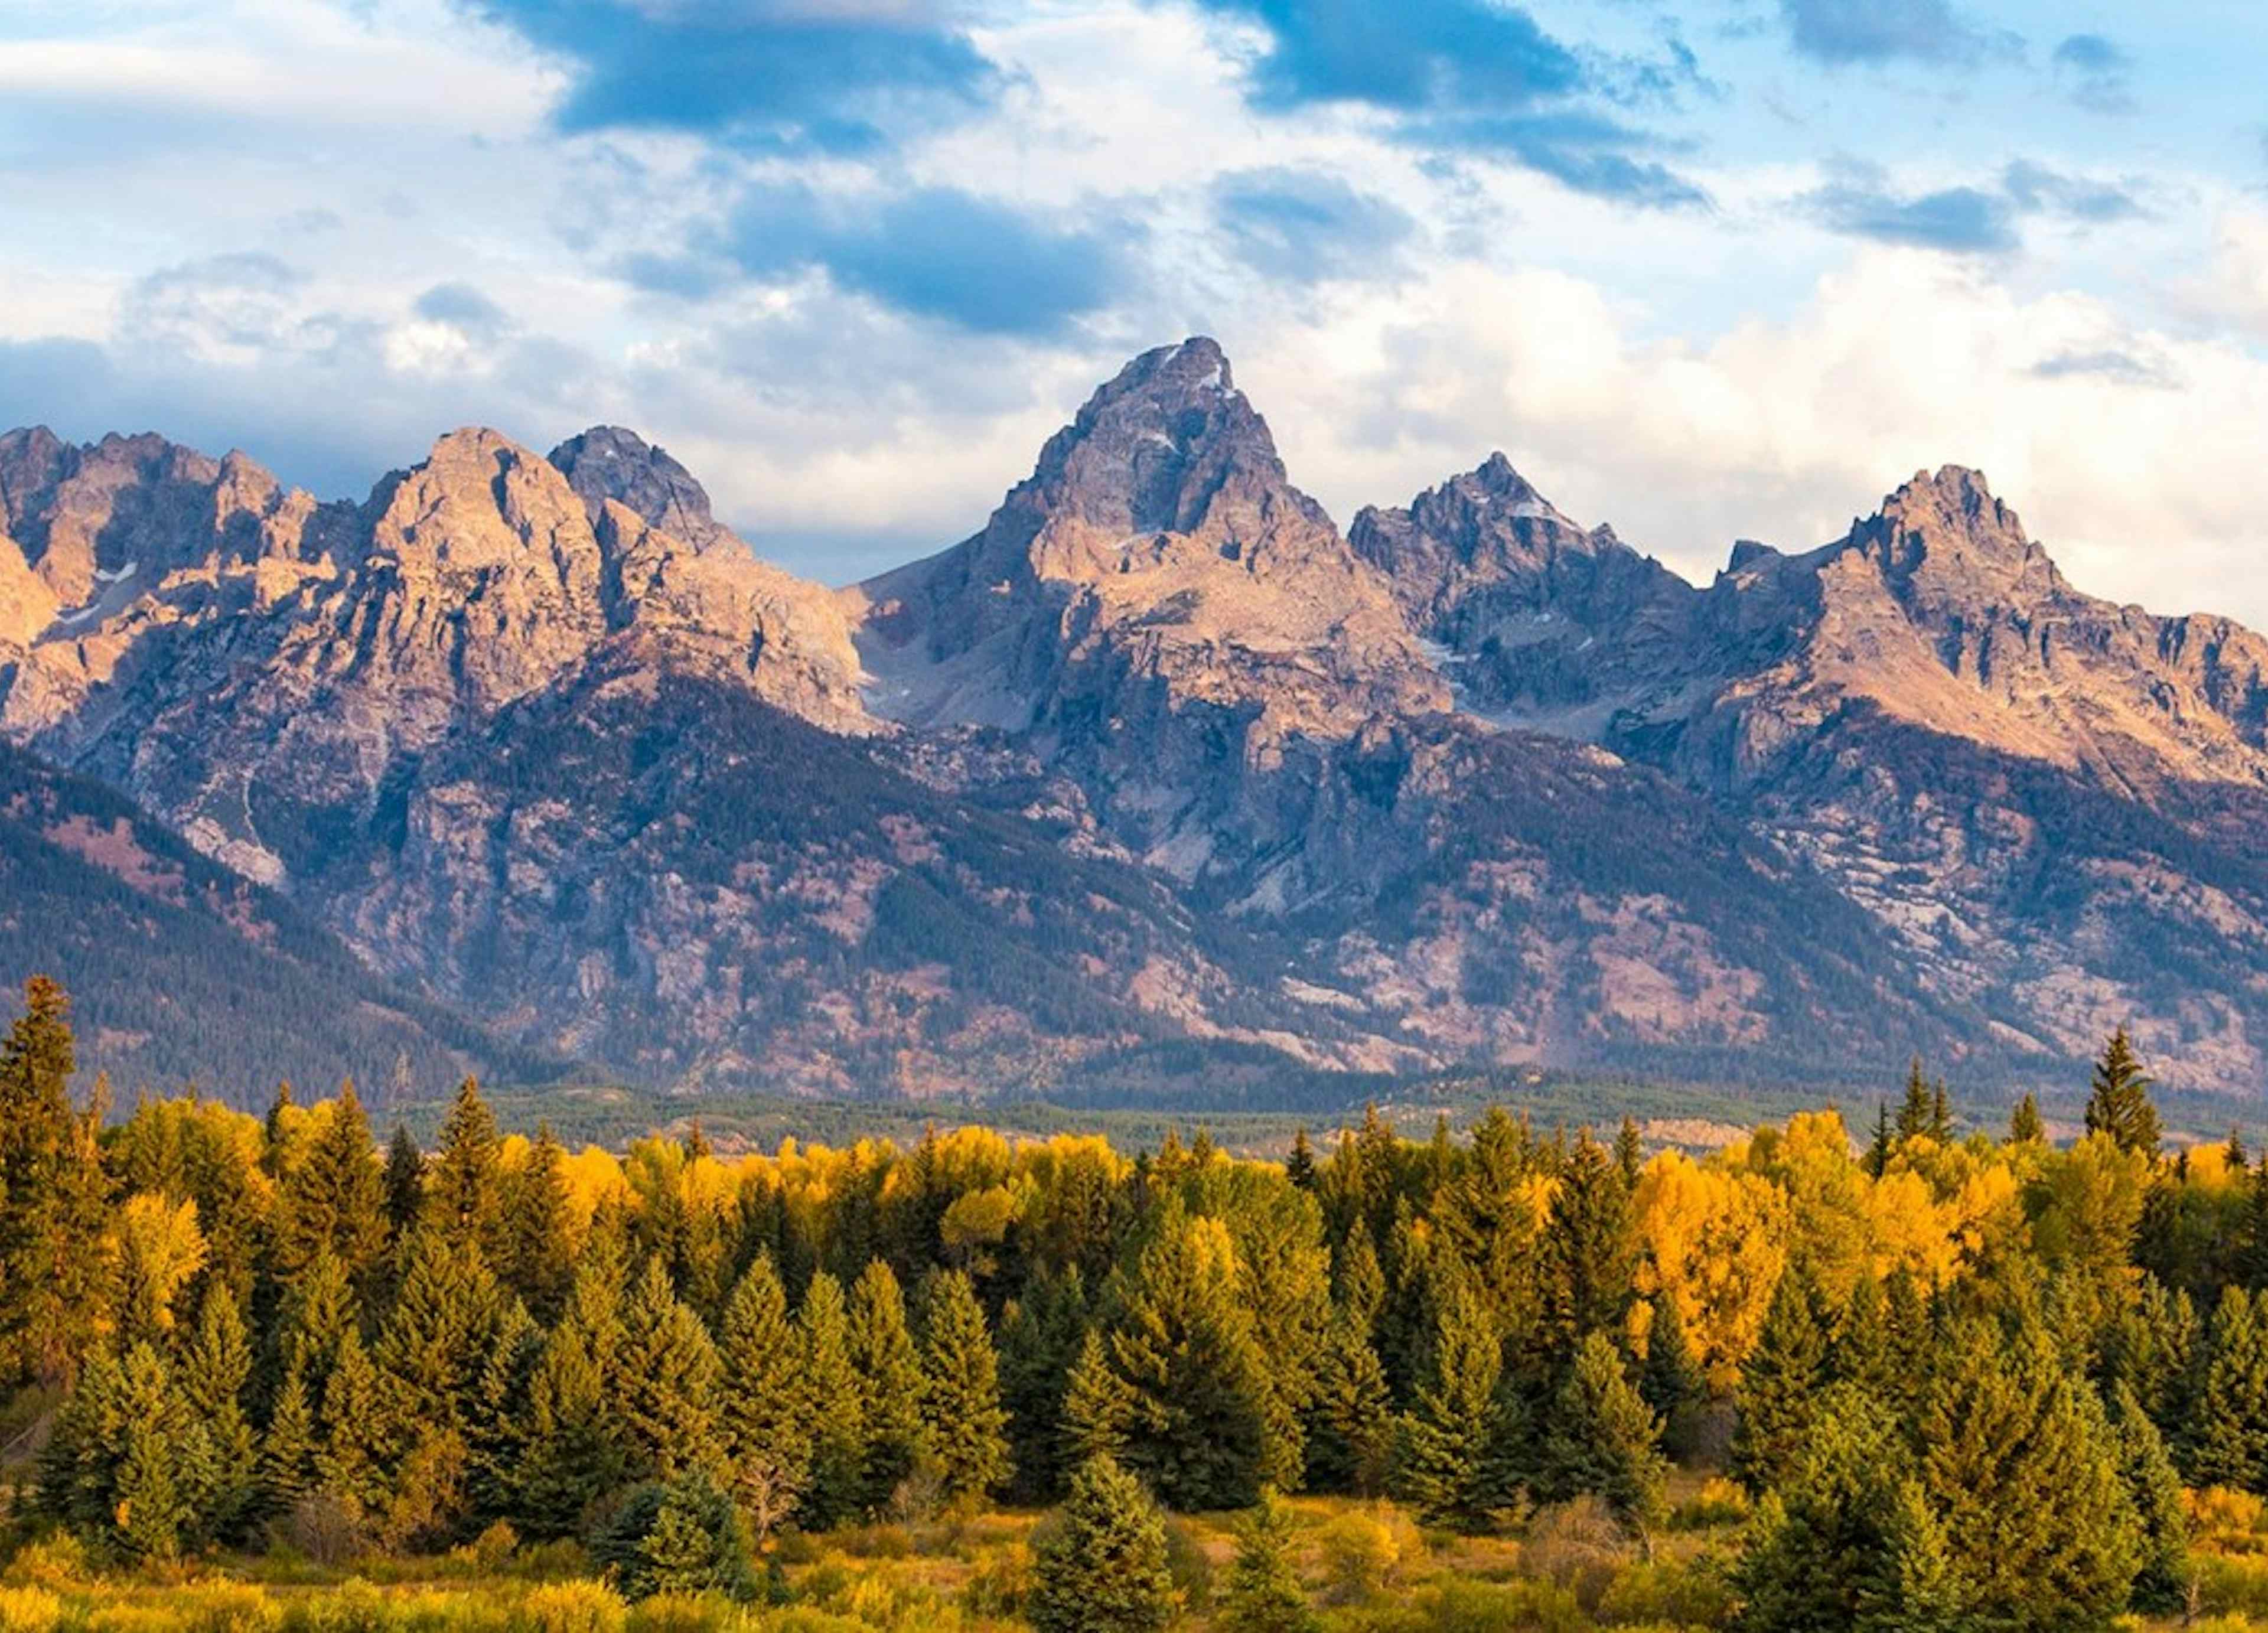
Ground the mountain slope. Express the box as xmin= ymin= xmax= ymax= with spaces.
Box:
xmin=0 ymin=737 xmax=555 ymax=1097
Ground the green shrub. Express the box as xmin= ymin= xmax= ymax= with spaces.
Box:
xmin=1594 ymin=1560 xmax=1731 ymax=1628
xmin=2199 ymin=1553 xmax=2268 ymax=1619
xmin=1314 ymin=1506 xmax=1425 ymax=1604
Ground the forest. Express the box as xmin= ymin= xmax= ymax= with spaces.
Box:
xmin=3 ymin=973 xmax=2268 ymax=1632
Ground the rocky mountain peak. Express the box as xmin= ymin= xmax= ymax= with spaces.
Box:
xmin=548 ymin=425 xmax=725 ymax=551
xmin=1845 ymin=464 xmax=2055 ymax=597
xmin=1021 ymin=335 xmax=1310 ymax=539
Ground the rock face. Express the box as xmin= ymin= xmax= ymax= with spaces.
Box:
xmin=11 ymin=344 xmax=2268 ymax=1096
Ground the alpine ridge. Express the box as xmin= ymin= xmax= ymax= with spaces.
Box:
xmin=6 ymin=338 xmax=2268 ymax=1096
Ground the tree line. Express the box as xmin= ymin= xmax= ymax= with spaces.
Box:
xmin=0 ymin=973 xmax=2259 ymax=1629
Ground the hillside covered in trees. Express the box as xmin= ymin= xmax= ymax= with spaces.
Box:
xmin=8 ymin=973 xmax=2268 ymax=1631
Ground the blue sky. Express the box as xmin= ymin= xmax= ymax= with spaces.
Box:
xmin=6 ymin=0 xmax=2268 ymax=620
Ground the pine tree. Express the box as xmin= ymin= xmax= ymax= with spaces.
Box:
xmin=1062 ymin=1326 xmax=1135 ymax=1469
xmin=594 ymin=1470 xmax=757 ymax=1602
xmin=273 ymin=1083 xmax=387 ymax=1284
xmin=1107 ymin=1212 xmax=1271 ymax=1510
xmin=260 ymin=1361 xmax=320 ymax=1514
xmin=1306 ymin=1311 xmax=1394 ymax=1496
xmin=1537 ymin=1333 xmax=1667 ymax=1534
xmin=918 ymin=1269 xmax=1009 ymax=1500
xmin=1638 ymin=1290 xmax=1700 ymax=1426
xmin=1335 ymin=1225 xmax=1386 ymax=1338
xmin=315 ymin=1325 xmax=389 ymax=1515
xmin=500 ymin=1124 xmax=575 ymax=1324
xmin=1928 ymin=1080 xmax=1952 ymax=1142
xmin=797 ymin=1270 xmax=866 ymax=1528
xmin=1917 ymin=1323 xmax=2142 ymax=1627
xmin=1217 ymin=1488 xmax=1317 ymax=1633
xmin=511 ymin=1317 xmax=624 ymax=1539
xmin=275 ymin=1246 xmax=360 ymax=1404
xmin=1612 ymin=1117 xmax=1644 ymax=1187
xmin=0 ymin=977 xmax=112 ymax=1385
xmin=2084 ymin=1026 xmax=2161 ymax=1156
xmin=2106 ymin=1275 xmax=2199 ymax=1440
xmin=425 ymin=1077 xmax=504 ymax=1259
xmin=997 ymin=1266 xmax=1089 ymax=1501
xmin=618 ymin=1254 xmax=724 ymax=1481
xmin=1285 ymin=1129 xmax=1317 ymax=1191
xmin=1864 ymin=1102 xmax=1892 ymax=1178
xmin=2189 ymin=1285 xmax=2268 ymax=1492
xmin=2009 ymin=1093 xmax=2045 ymax=1146
xmin=1895 ymin=1058 xmax=1933 ymax=1142
xmin=177 ymin=1282 xmax=259 ymax=1544
xmin=1731 ymin=1268 xmax=1828 ymax=1494
xmin=2110 ymin=1382 xmax=2195 ymax=1614
xmin=383 ymin=1124 xmax=425 ymax=1239
xmin=849 ymin=1259 xmax=929 ymax=1511
xmin=1542 ymin=1132 xmax=1635 ymax=1351
xmin=108 ymin=1341 xmax=189 ymax=1560
xmin=1029 ymin=1455 xmax=1177 ymax=1633
xmin=1392 ymin=1275 xmax=1507 ymax=1532
xmin=716 ymin=1253 xmax=810 ymax=1534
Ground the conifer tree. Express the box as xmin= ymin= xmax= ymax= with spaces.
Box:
xmin=0 ymin=977 xmax=112 ymax=1385
xmin=274 ymin=1083 xmax=387 ymax=1284
xmin=1916 ymin=1323 xmax=2142 ymax=1626
xmin=1335 ymin=1225 xmax=1387 ymax=1338
xmin=1285 ymin=1129 xmax=1317 ymax=1191
xmin=1306 ymin=1311 xmax=1394 ymax=1496
xmin=1895 ymin=1059 xmax=1933 ymax=1142
xmin=1831 ymin=1275 xmax=1894 ymax=1398
xmin=1929 ymin=1080 xmax=1952 ymax=1142
xmin=1542 ymin=1132 xmax=1635 ymax=1350
xmin=1062 ymin=1326 xmax=1136 ymax=1470
xmin=377 ymin=1230 xmax=511 ymax=1437
xmin=1538 ymin=1333 xmax=1667 ymax=1535
xmin=2110 ymin=1383 xmax=2195 ymax=1614
xmin=315 ymin=1325 xmax=389 ymax=1515
xmin=997 ymin=1266 xmax=1089 ymax=1501
xmin=1638 ymin=1289 xmax=1700 ymax=1426
xmin=716 ymin=1253 xmax=811 ymax=1533
xmin=275 ymin=1246 xmax=360 ymax=1403
xmin=1613 ymin=1117 xmax=1644 ymax=1187
xmin=1864 ymin=1102 xmax=1892 ymax=1178
xmin=511 ymin=1316 xmax=623 ymax=1538
xmin=796 ymin=1270 xmax=867 ymax=1528
xmin=2084 ymin=1026 xmax=2161 ymax=1156
xmin=1029 ymin=1455 xmax=1177 ymax=1633
xmin=178 ymin=1281 xmax=259 ymax=1543
xmin=2243 ymin=1159 xmax=2268 ymax=1296
xmin=2189 ymin=1285 xmax=2268 ymax=1492
xmin=918 ymin=1269 xmax=1010 ymax=1500
xmin=618 ymin=1254 xmax=724 ymax=1481
xmin=500 ymin=1124 xmax=575 ymax=1324
xmin=108 ymin=1341 xmax=189 ymax=1560
xmin=1107 ymin=1212 xmax=1271 ymax=1510
xmin=594 ymin=1470 xmax=757 ymax=1602
xmin=2009 ymin=1093 xmax=2045 ymax=1146
xmin=383 ymin=1124 xmax=425 ymax=1239
xmin=1393 ymin=1276 xmax=1507 ymax=1532
xmin=2106 ymin=1275 xmax=2199 ymax=1440
xmin=1217 ymin=1488 xmax=1317 ymax=1633
xmin=425 ymin=1077 xmax=504 ymax=1259
xmin=262 ymin=1081 xmax=296 ymax=1177
xmin=849 ymin=1258 xmax=929 ymax=1510
xmin=259 ymin=1361 xmax=319 ymax=1514
xmin=1732 ymin=1268 xmax=1828 ymax=1495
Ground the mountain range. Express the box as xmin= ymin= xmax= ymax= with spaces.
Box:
xmin=5 ymin=336 xmax=2266 ymax=1100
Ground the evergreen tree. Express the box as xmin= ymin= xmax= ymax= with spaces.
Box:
xmin=1638 ymin=1289 xmax=1701 ymax=1426
xmin=997 ymin=1266 xmax=1089 ymax=1501
xmin=594 ymin=1471 xmax=758 ymax=1602
xmin=1612 ymin=1117 xmax=1644 ymax=1187
xmin=716 ymin=1253 xmax=810 ymax=1534
xmin=0 ymin=977 xmax=112 ymax=1385
xmin=177 ymin=1282 xmax=259 ymax=1543
xmin=1285 ymin=1129 xmax=1317 ymax=1192
xmin=1306 ymin=1311 xmax=1394 ymax=1496
xmin=1335 ymin=1225 xmax=1387 ymax=1338
xmin=259 ymin=1361 xmax=319 ymax=1514
xmin=1895 ymin=1059 xmax=1933 ymax=1142
xmin=1542 ymin=1132 xmax=1635 ymax=1351
xmin=107 ymin=1341 xmax=189 ymax=1560
xmin=1392 ymin=1276 xmax=1507 ymax=1532
xmin=848 ymin=1259 xmax=929 ymax=1511
xmin=1863 ymin=1102 xmax=1892 ymax=1178
xmin=617 ymin=1254 xmax=724 ymax=1480
xmin=1536 ymin=1333 xmax=1666 ymax=1535
xmin=2084 ymin=1026 xmax=2161 ymax=1156
xmin=1062 ymin=1326 xmax=1135 ymax=1469
xmin=797 ymin=1270 xmax=866 ymax=1528
xmin=500 ymin=1124 xmax=575 ymax=1324
xmin=511 ymin=1317 xmax=623 ymax=1539
xmin=425 ymin=1077 xmax=504 ymax=1259
xmin=1029 ymin=1455 xmax=1177 ymax=1633
xmin=273 ymin=1083 xmax=387 ymax=1284
xmin=382 ymin=1124 xmax=425 ymax=1239
xmin=1217 ymin=1488 xmax=1317 ymax=1633
xmin=2105 ymin=1275 xmax=2198 ymax=1441
xmin=918 ymin=1269 xmax=1010 ymax=1500
xmin=2009 ymin=1093 xmax=2045 ymax=1146
xmin=1732 ymin=1268 xmax=1828 ymax=1494
xmin=2110 ymin=1382 xmax=2195 ymax=1614
xmin=1915 ymin=1323 xmax=2142 ymax=1628
xmin=2189 ymin=1284 xmax=2268 ymax=1492
xmin=1929 ymin=1080 xmax=1952 ymax=1142
xmin=315 ymin=1325 xmax=389 ymax=1515
xmin=1107 ymin=1212 xmax=1271 ymax=1510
